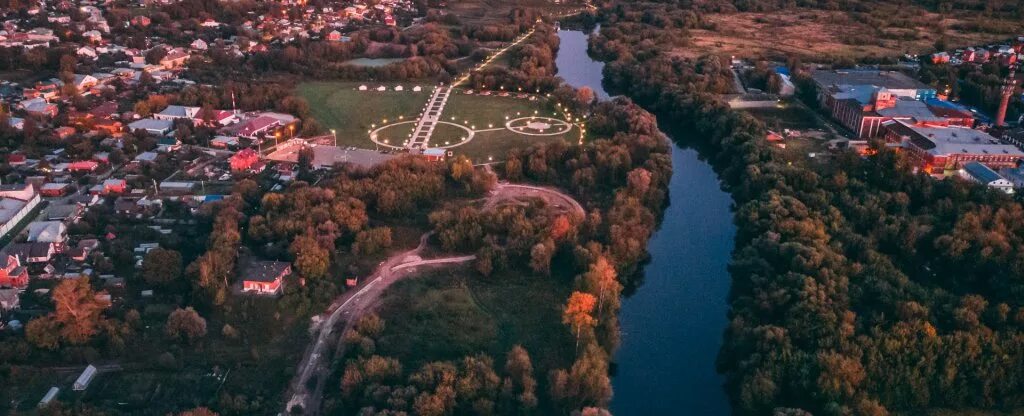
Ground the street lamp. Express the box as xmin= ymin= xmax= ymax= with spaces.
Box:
xmin=331 ymin=129 xmax=337 ymax=147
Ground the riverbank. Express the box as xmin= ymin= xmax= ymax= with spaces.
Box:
xmin=554 ymin=28 xmax=735 ymax=414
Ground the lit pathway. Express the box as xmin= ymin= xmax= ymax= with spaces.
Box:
xmin=453 ymin=28 xmax=536 ymax=87
xmin=407 ymin=86 xmax=451 ymax=150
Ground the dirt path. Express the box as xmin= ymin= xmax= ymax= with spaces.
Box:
xmin=486 ymin=182 xmax=586 ymax=218
xmin=282 ymin=182 xmax=584 ymax=414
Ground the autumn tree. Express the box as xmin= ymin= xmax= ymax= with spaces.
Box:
xmin=353 ymin=227 xmax=393 ymax=256
xmin=549 ymin=345 xmax=612 ymax=409
xmin=26 ymin=278 xmax=111 ymax=349
xmin=562 ymin=291 xmax=598 ymax=350
xmin=165 ymin=307 xmax=208 ymax=343
xmin=502 ymin=345 xmax=537 ymax=411
xmin=178 ymin=407 xmax=218 ymax=416
xmin=291 ymin=232 xmax=329 ymax=280
xmin=529 ymin=238 xmax=556 ymax=276
xmin=577 ymin=256 xmax=621 ymax=318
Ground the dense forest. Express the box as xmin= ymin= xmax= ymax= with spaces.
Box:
xmin=593 ymin=1 xmax=1024 ymax=415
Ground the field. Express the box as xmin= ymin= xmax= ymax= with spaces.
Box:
xmin=298 ymin=81 xmax=575 ymax=163
xmin=675 ymin=10 xmax=1022 ymax=62
xmin=434 ymin=92 xmax=576 ymax=161
xmin=298 ymin=81 xmax=431 ymax=147
xmin=374 ymin=267 xmax=575 ymax=375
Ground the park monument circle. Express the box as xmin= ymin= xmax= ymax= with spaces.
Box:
xmin=505 ymin=116 xmax=572 ymax=136
xmin=368 ymin=115 xmax=573 ymax=149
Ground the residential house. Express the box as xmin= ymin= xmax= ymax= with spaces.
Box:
xmin=240 ymin=260 xmax=291 ymax=295
xmin=153 ymin=105 xmax=200 ymax=121
xmin=6 ymin=242 xmax=56 ymax=264
xmin=0 ymin=254 xmax=28 ymax=289
xmin=127 ymin=118 xmax=174 ymax=136
xmin=26 ymin=221 xmax=67 ymax=250
xmin=229 ymin=148 xmax=261 ymax=172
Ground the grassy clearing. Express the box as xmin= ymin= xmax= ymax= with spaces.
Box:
xmin=298 ymin=81 xmax=431 ymax=147
xmin=374 ymin=267 xmax=574 ymax=373
xmin=298 ymin=81 xmax=573 ymax=160
xmin=740 ymin=103 xmax=824 ymax=131
xmin=437 ymin=93 xmax=573 ymax=161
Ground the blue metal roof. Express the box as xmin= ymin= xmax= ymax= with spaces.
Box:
xmin=963 ymin=161 xmax=1003 ymax=184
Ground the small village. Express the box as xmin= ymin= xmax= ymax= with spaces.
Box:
xmin=2 ymin=0 xmax=1024 ymax=414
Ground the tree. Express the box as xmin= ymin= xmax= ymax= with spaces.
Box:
xmin=27 ymin=278 xmax=111 ymax=349
xmin=291 ymin=232 xmax=330 ymax=280
xmin=165 ymin=307 xmax=208 ymax=343
xmin=529 ymin=239 xmax=555 ymax=276
xmin=141 ymin=248 xmax=183 ymax=286
xmin=578 ymin=256 xmax=621 ymax=318
xmin=562 ymin=292 xmax=598 ymax=350
xmin=503 ymin=345 xmax=537 ymax=410
xmin=576 ymin=87 xmax=596 ymax=106
xmin=549 ymin=345 xmax=612 ymax=408
xmin=550 ymin=215 xmax=572 ymax=241
xmin=178 ymin=407 xmax=218 ymax=416
xmin=353 ymin=227 xmax=393 ymax=256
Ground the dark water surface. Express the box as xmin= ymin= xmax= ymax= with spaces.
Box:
xmin=555 ymin=28 xmax=735 ymax=415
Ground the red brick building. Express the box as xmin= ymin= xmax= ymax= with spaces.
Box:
xmin=883 ymin=120 xmax=1024 ymax=175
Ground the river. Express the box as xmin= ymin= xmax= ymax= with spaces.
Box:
xmin=556 ymin=28 xmax=736 ymax=414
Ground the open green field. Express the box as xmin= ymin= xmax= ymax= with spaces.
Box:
xmin=435 ymin=92 xmax=574 ymax=161
xmin=298 ymin=81 xmax=431 ymax=147
xmin=374 ymin=267 xmax=574 ymax=373
xmin=299 ymin=81 xmax=574 ymax=162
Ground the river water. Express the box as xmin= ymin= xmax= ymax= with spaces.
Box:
xmin=556 ymin=28 xmax=735 ymax=415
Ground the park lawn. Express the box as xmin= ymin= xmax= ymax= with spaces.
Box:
xmin=374 ymin=267 xmax=574 ymax=374
xmin=297 ymin=81 xmax=432 ymax=148
xmin=741 ymin=105 xmax=823 ymax=131
xmin=436 ymin=93 xmax=574 ymax=161
xmin=445 ymin=129 xmax=573 ymax=163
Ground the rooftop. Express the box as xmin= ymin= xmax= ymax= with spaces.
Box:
xmin=811 ymin=69 xmax=933 ymax=91
xmin=889 ymin=120 xmax=1024 ymax=157
xmin=963 ymin=161 xmax=1005 ymax=184
xmin=243 ymin=260 xmax=291 ymax=282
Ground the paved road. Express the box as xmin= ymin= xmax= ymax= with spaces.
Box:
xmin=284 ymin=233 xmax=475 ymax=414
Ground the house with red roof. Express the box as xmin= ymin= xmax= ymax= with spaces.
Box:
xmin=230 ymin=148 xmax=261 ymax=172
xmin=68 ymin=160 xmax=100 ymax=173
xmin=0 ymin=254 xmax=29 ymax=289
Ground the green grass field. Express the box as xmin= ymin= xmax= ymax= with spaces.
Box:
xmin=435 ymin=92 xmax=574 ymax=161
xmin=374 ymin=267 xmax=574 ymax=373
xmin=298 ymin=81 xmax=431 ymax=147
xmin=298 ymin=81 xmax=574 ymax=162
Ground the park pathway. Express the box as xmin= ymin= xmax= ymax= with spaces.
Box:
xmin=407 ymin=86 xmax=451 ymax=150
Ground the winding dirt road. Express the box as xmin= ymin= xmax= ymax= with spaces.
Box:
xmin=283 ymin=182 xmax=583 ymax=415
